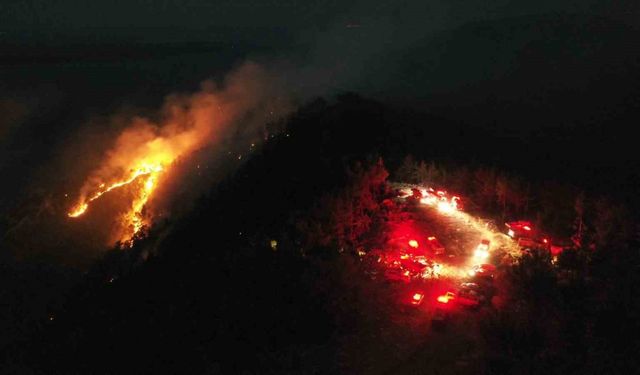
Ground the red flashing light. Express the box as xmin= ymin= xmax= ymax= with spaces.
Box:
xmin=437 ymin=292 xmax=455 ymax=304
xmin=411 ymin=292 xmax=424 ymax=305
xmin=523 ymin=226 xmax=531 ymax=231
xmin=428 ymin=236 xmax=436 ymax=241
xmin=408 ymin=240 xmax=419 ymax=248
xmin=542 ymin=238 xmax=548 ymax=244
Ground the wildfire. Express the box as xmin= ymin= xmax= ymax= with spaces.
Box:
xmin=63 ymin=62 xmax=291 ymax=248
xmin=68 ymin=162 xmax=165 ymax=245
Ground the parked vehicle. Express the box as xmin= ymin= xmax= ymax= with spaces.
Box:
xmin=384 ymin=268 xmax=411 ymax=283
xmin=409 ymin=292 xmax=425 ymax=306
xmin=426 ymin=236 xmax=445 ymax=255
xmin=456 ymin=283 xmax=487 ymax=309
xmin=474 ymin=239 xmax=490 ymax=260
xmin=505 ymin=221 xmax=534 ymax=239
xmin=468 ymin=263 xmax=496 ymax=278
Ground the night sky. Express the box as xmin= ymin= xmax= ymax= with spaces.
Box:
xmin=1 ymin=1 xmax=636 ymax=40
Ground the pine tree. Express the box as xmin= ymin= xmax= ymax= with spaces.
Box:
xmin=571 ymin=191 xmax=586 ymax=248
xmin=394 ymin=155 xmax=417 ymax=182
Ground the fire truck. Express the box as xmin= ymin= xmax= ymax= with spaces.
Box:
xmin=506 ymin=221 xmax=552 ymax=254
xmin=505 ymin=220 xmax=535 ymax=239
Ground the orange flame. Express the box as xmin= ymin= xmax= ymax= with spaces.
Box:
xmin=65 ymin=62 xmax=292 ymax=248
xmin=68 ymin=162 xmax=165 ymax=245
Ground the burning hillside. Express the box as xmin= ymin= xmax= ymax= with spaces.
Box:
xmin=65 ymin=61 xmax=291 ymax=247
xmin=68 ymin=162 xmax=164 ymax=245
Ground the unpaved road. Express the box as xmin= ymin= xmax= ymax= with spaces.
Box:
xmin=352 ymin=184 xmax=523 ymax=375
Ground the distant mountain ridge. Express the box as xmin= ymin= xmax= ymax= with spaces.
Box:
xmin=386 ymin=13 xmax=640 ymax=132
